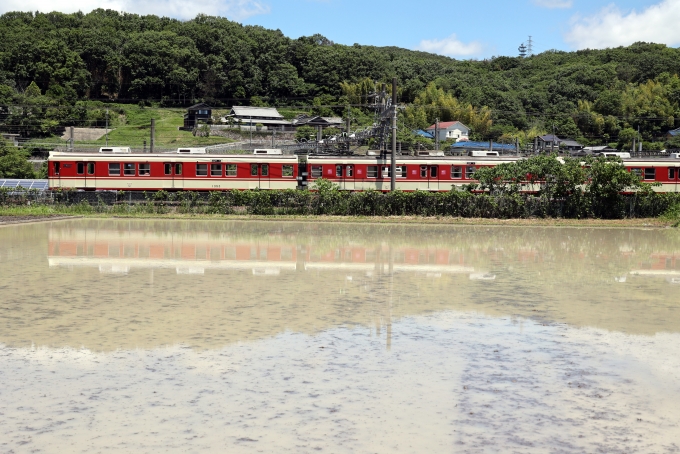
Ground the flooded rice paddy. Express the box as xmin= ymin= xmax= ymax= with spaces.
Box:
xmin=0 ymin=219 xmax=679 ymax=453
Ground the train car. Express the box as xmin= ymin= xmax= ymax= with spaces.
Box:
xmin=622 ymin=159 xmax=680 ymax=193
xmin=305 ymin=155 xmax=521 ymax=191
xmin=48 ymin=151 xmax=300 ymax=191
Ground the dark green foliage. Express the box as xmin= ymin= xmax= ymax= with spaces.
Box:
xmin=1 ymin=11 xmax=680 ymax=144
xmin=0 ymin=140 xmax=35 ymax=178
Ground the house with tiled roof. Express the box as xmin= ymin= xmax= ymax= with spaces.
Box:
xmin=225 ymin=106 xmax=291 ymax=130
xmin=667 ymin=127 xmax=680 ymax=138
xmin=425 ymin=121 xmax=469 ymax=142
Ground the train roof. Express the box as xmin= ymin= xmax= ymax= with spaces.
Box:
xmin=49 ymin=151 xmax=297 ymax=162
xmin=49 ymin=151 xmax=680 ymax=165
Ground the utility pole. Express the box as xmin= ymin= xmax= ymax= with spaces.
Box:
xmin=69 ymin=126 xmax=74 ymax=151
xmin=150 ymin=118 xmax=155 ymax=153
xmin=551 ymin=124 xmax=555 ymax=154
xmin=272 ymin=127 xmax=276 ymax=147
xmin=249 ymin=115 xmax=252 ymax=148
xmin=435 ymin=118 xmax=440 ymax=151
xmin=632 ymin=130 xmax=636 ymax=153
xmin=638 ymin=125 xmax=642 ymax=152
xmin=105 ymin=108 xmax=109 ymax=146
xmin=391 ymin=77 xmax=397 ymax=192
xmin=347 ymin=104 xmax=351 ymax=153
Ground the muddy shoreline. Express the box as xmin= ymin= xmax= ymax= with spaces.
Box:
xmin=0 ymin=212 xmax=675 ymax=228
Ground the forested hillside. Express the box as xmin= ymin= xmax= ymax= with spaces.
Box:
xmin=1 ymin=9 xmax=680 ymax=148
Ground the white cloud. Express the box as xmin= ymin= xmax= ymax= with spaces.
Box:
xmin=533 ymin=0 xmax=573 ymax=8
xmin=416 ymin=34 xmax=484 ymax=57
xmin=565 ymin=0 xmax=680 ymax=49
xmin=0 ymin=0 xmax=270 ymax=21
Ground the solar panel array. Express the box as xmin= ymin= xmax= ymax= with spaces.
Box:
xmin=0 ymin=179 xmax=49 ymax=190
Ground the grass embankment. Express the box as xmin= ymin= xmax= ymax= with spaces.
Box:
xmin=28 ymin=104 xmax=235 ymax=149
xmin=1 ymin=205 xmax=676 ymax=228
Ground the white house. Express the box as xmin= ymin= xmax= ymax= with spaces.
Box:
xmin=425 ymin=121 xmax=470 ymax=142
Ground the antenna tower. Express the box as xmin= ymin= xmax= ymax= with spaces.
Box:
xmin=527 ymin=36 xmax=533 ymax=56
xmin=518 ymin=43 xmax=527 ymax=58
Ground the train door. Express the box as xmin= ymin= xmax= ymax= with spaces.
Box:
xmin=52 ymin=161 xmax=61 ymax=188
xmin=345 ymin=165 xmax=355 ymax=190
xmin=428 ymin=165 xmax=440 ymax=190
xmin=260 ymin=163 xmax=270 ymax=189
xmin=335 ymin=164 xmax=344 ymax=189
xmin=84 ymin=162 xmax=96 ymax=189
xmin=297 ymin=157 xmax=308 ymax=190
xmin=418 ymin=166 xmax=429 ymax=190
xmin=175 ymin=163 xmax=185 ymax=189
xmin=670 ymin=167 xmax=679 ymax=192
xmin=163 ymin=163 xmax=183 ymax=189
xmin=250 ymin=163 xmax=270 ymax=189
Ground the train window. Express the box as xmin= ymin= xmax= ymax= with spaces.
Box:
xmin=381 ymin=166 xmax=391 ymax=178
xmin=77 ymin=162 xmax=84 ymax=175
xmin=124 ymin=163 xmax=135 ymax=176
xmin=465 ymin=166 xmax=476 ymax=179
xmin=261 ymin=164 xmax=269 ymax=176
xmin=336 ymin=165 xmax=343 ymax=177
xmin=420 ymin=166 xmax=427 ymax=178
xmin=164 ymin=163 xmax=172 ymax=175
xmin=210 ymin=164 xmax=222 ymax=177
xmin=451 ymin=166 xmax=462 ymax=179
xmin=226 ymin=164 xmax=237 ymax=176
xmin=196 ymin=164 xmax=208 ymax=176
xmin=311 ymin=166 xmax=323 ymax=178
xmin=251 ymin=164 xmax=258 ymax=176
xmin=670 ymin=168 xmax=677 ymax=180
xmin=430 ymin=166 xmax=438 ymax=178
xmin=644 ymin=168 xmax=655 ymax=180
xmin=175 ymin=163 xmax=182 ymax=175
xmin=139 ymin=163 xmax=150 ymax=176
xmin=282 ymin=165 xmax=294 ymax=177
xmin=54 ymin=162 xmax=60 ymax=175
xmin=108 ymin=163 xmax=120 ymax=176
xmin=631 ymin=168 xmax=642 ymax=177
xmin=346 ymin=165 xmax=354 ymax=177
xmin=87 ymin=163 xmax=95 ymax=175
xmin=397 ymin=166 xmax=407 ymax=178
xmin=367 ymin=166 xmax=378 ymax=178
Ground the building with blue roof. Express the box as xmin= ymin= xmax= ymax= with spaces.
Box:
xmin=450 ymin=141 xmax=517 ymax=152
xmin=668 ymin=127 xmax=680 ymax=137
xmin=414 ymin=129 xmax=434 ymax=139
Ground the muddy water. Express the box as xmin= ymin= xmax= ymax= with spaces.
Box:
xmin=0 ymin=220 xmax=679 ymax=453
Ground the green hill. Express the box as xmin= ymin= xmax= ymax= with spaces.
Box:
xmin=1 ymin=10 xmax=680 ymax=148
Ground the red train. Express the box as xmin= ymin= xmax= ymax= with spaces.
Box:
xmin=47 ymin=149 xmax=680 ymax=192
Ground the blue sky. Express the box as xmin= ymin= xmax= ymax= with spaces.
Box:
xmin=4 ymin=0 xmax=680 ymax=58
xmin=240 ymin=0 xmax=677 ymax=57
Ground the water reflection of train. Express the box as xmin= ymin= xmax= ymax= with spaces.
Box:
xmin=630 ymin=253 xmax=680 ymax=284
xmin=47 ymin=230 xmax=483 ymax=278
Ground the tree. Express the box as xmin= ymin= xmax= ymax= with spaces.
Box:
xmin=295 ymin=125 xmax=316 ymax=141
xmin=586 ymin=155 xmax=651 ymax=218
xmin=0 ymin=141 xmax=36 ymax=178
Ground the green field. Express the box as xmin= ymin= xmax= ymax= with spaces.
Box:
xmin=30 ymin=105 xmax=236 ymax=149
